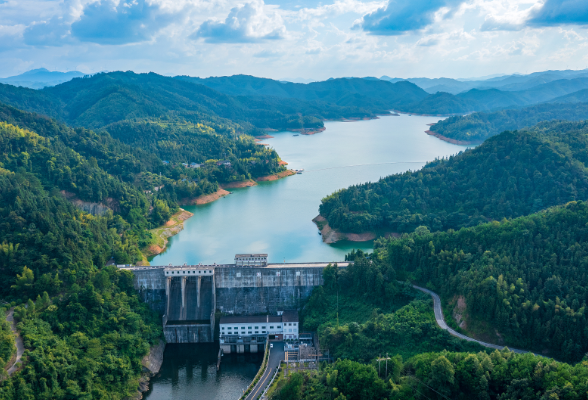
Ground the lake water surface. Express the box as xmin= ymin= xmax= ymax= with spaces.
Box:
xmin=145 ymin=114 xmax=466 ymax=399
xmin=150 ymin=114 xmax=465 ymax=266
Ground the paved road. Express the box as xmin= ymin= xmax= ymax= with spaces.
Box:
xmin=412 ymin=284 xmax=530 ymax=354
xmin=6 ymin=308 xmax=24 ymax=376
xmin=245 ymin=341 xmax=284 ymax=400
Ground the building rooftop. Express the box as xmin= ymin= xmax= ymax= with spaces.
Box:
xmin=235 ymin=254 xmax=268 ymax=258
xmin=282 ymin=310 xmax=299 ymax=323
xmin=220 ymin=315 xmax=282 ymax=324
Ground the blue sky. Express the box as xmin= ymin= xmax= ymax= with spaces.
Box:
xmin=1 ymin=0 xmax=587 ymax=80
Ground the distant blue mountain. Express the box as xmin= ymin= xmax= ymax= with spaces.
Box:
xmin=381 ymin=69 xmax=588 ymax=95
xmin=0 ymin=68 xmax=85 ymax=89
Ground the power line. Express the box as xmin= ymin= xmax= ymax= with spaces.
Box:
xmin=306 ymin=161 xmax=429 ymax=173
xmin=406 ymin=373 xmax=453 ymax=400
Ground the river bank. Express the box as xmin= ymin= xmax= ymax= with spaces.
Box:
xmin=135 ymin=340 xmax=166 ymax=399
xmin=256 ymin=169 xmax=296 ymax=181
xmin=142 ymin=209 xmax=194 ymax=258
xmin=312 ymin=215 xmax=399 ymax=244
xmin=425 ymin=130 xmax=478 ymax=146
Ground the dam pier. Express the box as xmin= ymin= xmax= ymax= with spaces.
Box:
xmin=118 ymin=254 xmax=348 ymax=344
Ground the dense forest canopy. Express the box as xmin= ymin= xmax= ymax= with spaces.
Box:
xmin=270 ymin=349 xmax=588 ymax=400
xmin=376 ymin=200 xmax=588 ymax=362
xmin=0 ymin=72 xmax=394 ymax=133
xmin=302 ymin=256 xmax=485 ymax=363
xmin=431 ymin=102 xmax=588 ymax=143
xmin=0 ymin=164 xmax=161 ymax=398
xmin=0 ymin=101 xmax=285 ymax=208
xmin=178 ymin=75 xmax=429 ymax=111
xmin=319 ymin=121 xmax=588 ymax=234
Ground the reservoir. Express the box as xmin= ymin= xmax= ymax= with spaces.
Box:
xmin=150 ymin=114 xmax=465 ymax=266
xmin=145 ymin=114 xmax=465 ymax=399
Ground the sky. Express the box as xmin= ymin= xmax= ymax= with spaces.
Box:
xmin=1 ymin=0 xmax=587 ymax=80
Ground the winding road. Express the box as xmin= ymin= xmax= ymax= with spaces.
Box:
xmin=6 ymin=308 xmax=24 ymax=376
xmin=412 ymin=284 xmax=530 ymax=354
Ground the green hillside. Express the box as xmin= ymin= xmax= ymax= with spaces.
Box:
xmin=177 ymin=75 xmax=429 ymax=110
xmin=0 ymin=72 xmax=390 ymax=133
xmin=319 ymin=122 xmax=588 ymax=234
xmin=271 ymin=349 xmax=588 ymax=400
xmin=0 ymin=121 xmax=162 ymax=398
xmin=431 ymin=103 xmax=588 ymax=143
xmin=379 ymin=200 xmax=588 ymax=362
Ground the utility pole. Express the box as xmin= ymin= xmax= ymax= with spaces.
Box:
xmin=385 ymin=353 xmax=388 ymax=379
xmin=378 ymin=354 xmax=381 ymax=377
xmin=336 ymin=288 xmax=339 ymax=328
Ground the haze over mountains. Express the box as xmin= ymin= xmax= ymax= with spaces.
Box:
xmin=0 ymin=68 xmax=85 ymax=89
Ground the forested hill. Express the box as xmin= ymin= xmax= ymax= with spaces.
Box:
xmin=0 ymin=101 xmax=286 ymax=217
xmin=378 ymin=200 xmax=588 ymax=362
xmin=177 ymin=74 xmax=429 ymax=111
xmin=0 ymin=120 xmax=162 ymax=398
xmin=430 ymin=102 xmax=588 ymax=143
xmin=0 ymin=72 xmax=389 ymax=133
xmin=319 ymin=121 xmax=588 ymax=234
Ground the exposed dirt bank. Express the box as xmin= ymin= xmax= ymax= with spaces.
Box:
xmin=256 ymin=169 xmax=296 ymax=181
xmin=312 ymin=215 xmax=398 ymax=244
xmin=181 ymin=188 xmax=231 ymax=206
xmin=221 ymin=180 xmax=257 ymax=189
xmin=60 ymin=190 xmax=119 ymax=215
xmin=296 ymin=127 xmax=326 ymax=135
xmin=254 ymin=135 xmax=275 ymax=139
xmin=142 ymin=209 xmax=194 ymax=258
xmin=425 ymin=130 xmax=478 ymax=146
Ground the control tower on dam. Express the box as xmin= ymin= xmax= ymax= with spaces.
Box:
xmin=118 ymin=254 xmax=348 ymax=343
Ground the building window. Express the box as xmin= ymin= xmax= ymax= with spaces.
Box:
xmin=235 ymin=327 xmax=238 ymax=329
xmin=248 ymin=327 xmax=252 ymax=329
xmin=277 ymin=325 xmax=281 ymax=328
xmin=222 ymin=327 xmax=225 ymax=330
xmin=248 ymin=331 xmax=252 ymax=334
xmin=270 ymin=326 xmax=274 ymax=329
xmin=262 ymin=331 xmax=266 ymax=333
xmin=255 ymin=326 xmax=259 ymax=329
xmin=255 ymin=331 xmax=259 ymax=333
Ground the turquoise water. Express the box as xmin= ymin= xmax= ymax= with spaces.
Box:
xmin=150 ymin=114 xmax=466 ymax=266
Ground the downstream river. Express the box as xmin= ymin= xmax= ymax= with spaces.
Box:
xmin=145 ymin=114 xmax=466 ymax=399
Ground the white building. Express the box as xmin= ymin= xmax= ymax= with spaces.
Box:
xmin=219 ymin=311 xmax=299 ymax=353
xmin=234 ymin=254 xmax=268 ymax=267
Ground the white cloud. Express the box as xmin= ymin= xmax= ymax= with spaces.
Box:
xmin=193 ymin=0 xmax=286 ymax=43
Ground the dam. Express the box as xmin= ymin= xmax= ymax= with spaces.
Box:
xmin=118 ymin=254 xmax=348 ymax=343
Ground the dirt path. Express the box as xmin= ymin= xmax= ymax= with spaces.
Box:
xmin=6 ymin=308 xmax=23 ymax=376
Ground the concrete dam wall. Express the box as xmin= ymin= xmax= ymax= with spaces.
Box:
xmin=122 ymin=261 xmax=347 ymax=343
xmin=215 ymin=266 xmax=323 ymax=315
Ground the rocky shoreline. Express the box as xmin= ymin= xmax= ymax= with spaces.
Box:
xmin=425 ymin=130 xmax=478 ymax=146
xmin=134 ymin=340 xmax=166 ymax=399
xmin=142 ymin=209 xmax=194 ymax=259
